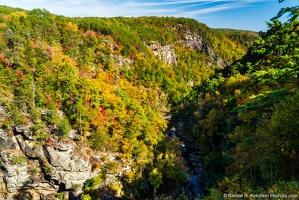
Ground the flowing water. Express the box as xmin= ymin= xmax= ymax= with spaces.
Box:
xmin=170 ymin=122 xmax=206 ymax=199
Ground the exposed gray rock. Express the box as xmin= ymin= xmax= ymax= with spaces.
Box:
xmin=0 ymin=106 xmax=7 ymax=120
xmin=68 ymin=129 xmax=81 ymax=141
xmin=45 ymin=146 xmax=86 ymax=171
xmin=0 ymin=129 xmax=19 ymax=150
xmin=113 ymin=55 xmax=133 ymax=67
xmin=54 ymin=140 xmax=75 ymax=152
xmin=180 ymin=31 xmax=229 ymax=68
xmin=0 ymin=151 xmax=30 ymax=193
xmin=0 ymin=128 xmax=89 ymax=198
xmin=24 ymin=145 xmax=39 ymax=158
xmin=41 ymin=193 xmax=57 ymax=200
xmin=183 ymin=33 xmax=203 ymax=51
xmin=147 ymin=41 xmax=177 ymax=66
xmin=13 ymin=125 xmax=33 ymax=140
xmin=44 ymin=145 xmax=98 ymax=193
xmin=15 ymin=135 xmax=44 ymax=158
xmin=0 ymin=126 xmax=133 ymax=199
xmin=40 ymin=109 xmax=51 ymax=115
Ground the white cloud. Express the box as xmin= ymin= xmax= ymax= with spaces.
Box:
xmin=176 ymin=2 xmax=251 ymax=17
xmin=0 ymin=0 xmax=268 ymax=18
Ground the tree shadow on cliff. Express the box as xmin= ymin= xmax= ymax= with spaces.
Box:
xmin=13 ymin=191 xmax=32 ymax=200
xmin=12 ymin=180 xmax=33 ymax=200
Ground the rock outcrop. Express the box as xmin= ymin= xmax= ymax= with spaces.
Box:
xmin=147 ymin=41 xmax=178 ymax=66
xmin=0 ymin=106 xmax=6 ymax=121
xmin=0 ymin=126 xmax=130 ymax=199
xmin=179 ymin=29 xmax=229 ymax=68
xmin=147 ymin=32 xmax=228 ymax=69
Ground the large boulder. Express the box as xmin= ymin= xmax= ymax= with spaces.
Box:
xmin=0 ymin=150 xmax=31 ymax=193
xmin=44 ymin=145 xmax=97 ymax=193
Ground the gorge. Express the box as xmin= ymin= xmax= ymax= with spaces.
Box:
xmin=1 ymin=3 xmax=299 ymax=199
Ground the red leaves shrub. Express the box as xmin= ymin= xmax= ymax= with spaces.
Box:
xmin=16 ymin=70 xmax=26 ymax=79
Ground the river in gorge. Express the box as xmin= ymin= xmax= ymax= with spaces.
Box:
xmin=182 ymin=146 xmax=205 ymax=199
xmin=169 ymin=121 xmax=207 ymax=200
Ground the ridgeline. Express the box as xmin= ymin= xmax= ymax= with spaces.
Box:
xmin=0 ymin=4 xmax=298 ymax=200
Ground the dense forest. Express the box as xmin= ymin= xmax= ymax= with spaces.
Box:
xmin=176 ymin=4 xmax=299 ymax=199
xmin=0 ymin=1 xmax=298 ymax=200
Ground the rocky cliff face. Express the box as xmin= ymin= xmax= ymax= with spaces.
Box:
xmin=0 ymin=123 xmax=129 ymax=199
xmin=180 ymin=31 xmax=229 ymax=68
xmin=147 ymin=41 xmax=178 ymax=66
xmin=147 ymin=32 xmax=228 ymax=68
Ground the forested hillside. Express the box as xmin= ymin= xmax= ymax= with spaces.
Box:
xmin=176 ymin=4 xmax=299 ymax=199
xmin=0 ymin=3 xmax=281 ymax=200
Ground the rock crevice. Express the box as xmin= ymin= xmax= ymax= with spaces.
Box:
xmin=0 ymin=126 xmax=129 ymax=199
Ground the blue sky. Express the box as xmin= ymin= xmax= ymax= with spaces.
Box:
xmin=0 ymin=0 xmax=298 ymax=31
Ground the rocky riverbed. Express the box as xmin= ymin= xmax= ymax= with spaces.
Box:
xmin=170 ymin=121 xmax=210 ymax=200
